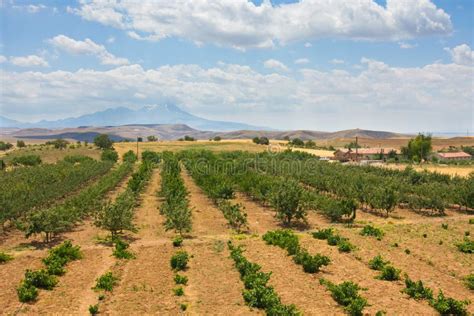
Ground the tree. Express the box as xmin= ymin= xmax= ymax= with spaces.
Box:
xmin=289 ymin=138 xmax=305 ymax=147
xmin=147 ymin=135 xmax=157 ymax=142
xmin=94 ymin=190 xmax=136 ymax=237
xmin=305 ymin=140 xmax=316 ymax=148
xmin=101 ymin=149 xmax=118 ymax=162
xmin=401 ymin=134 xmax=432 ymax=162
xmin=94 ymin=134 xmax=113 ymax=150
xmin=164 ymin=201 xmax=192 ymax=236
xmin=270 ymin=180 xmax=307 ymax=225
xmin=252 ymin=137 xmax=261 ymax=144
xmin=184 ymin=135 xmax=195 ymax=141
xmin=344 ymin=141 xmax=361 ymax=149
xmin=122 ymin=150 xmax=137 ymax=163
xmin=0 ymin=141 xmax=14 ymax=151
xmin=213 ymin=136 xmax=222 ymax=141
xmin=16 ymin=140 xmax=26 ymax=148
xmin=47 ymin=139 xmax=69 ymax=150
xmin=259 ymin=137 xmax=270 ymax=145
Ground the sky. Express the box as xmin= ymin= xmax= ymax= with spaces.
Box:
xmin=0 ymin=0 xmax=473 ymax=133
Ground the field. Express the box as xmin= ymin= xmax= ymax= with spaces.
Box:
xmin=0 ymin=142 xmax=473 ymax=315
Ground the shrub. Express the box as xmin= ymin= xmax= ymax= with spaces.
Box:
xmin=456 ymin=239 xmax=474 ymax=253
xmin=17 ymin=281 xmax=39 ymax=302
xmin=464 ymin=274 xmax=474 ymax=291
xmin=24 ymin=269 xmax=58 ymax=290
xmin=170 ymin=251 xmax=189 ymax=271
xmin=270 ymin=180 xmax=307 ymax=226
xmin=263 ymin=230 xmax=300 ymax=256
xmin=0 ymin=251 xmax=13 ymax=263
xmin=327 ymin=234 xmax=343 ymax=246
xmin=293 ymin=250 xmax=330 ymax=273
xmin=218 ymin=201 xmax=248 ymax=232
xmin=141 ymin=150 xmax=161 ymax=163
xmin=368 ymin=255 xmax=389 ymax=271
xmin=441 ymin=223 xmax=448 ymax=230
xmin=122 ymin=150 xmax=137 ymax=163
xmin=377 ymin=265 xmax=401 ymax=281
xmin=172 ymin=236 xmax=183 ymax=247
xmin=174 ymin=274 xmax=188 ymax=285
xmin=469 ymin=219 xmax=474 ymax=224
xmin=360 ymin=225 xmax=384 ymax=239
xmin=404 ymin=249 xmax=411 ymax=255
xmin=93 ymin=272 xmax=119 ymax=291
xmin=402 ymin=276 xmax=433 ymax=300
xmin=338 ymin=240 xmax=355 ymax=253
xmin=89 ymin=304 xmax=99 ymax=315
xmin=173 ymin=287 xmax=185 ymax=296
xmin=43 ymin=240 xmax=82 ymax=275
xmin=17 ymin=140 xmax=26 ymax=148
xmin=320 ymin=279 xmax=367 ymax=316
xmin=430 ymin=291 xmax=469 ymax=316
xmin=101 ymin=149 xmax=119 ymax=162
xmin=12 ymin=155 xmax=42 ymax=166
xmin=312 ymin=228 xmax=334 ymax=240
xmin=112 ymin=238 xmax=135 ymax=259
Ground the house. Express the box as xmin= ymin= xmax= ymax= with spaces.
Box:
xmin=333 ymin=148 xmax=399 ymax=162
xmin=435 ymin=152 xmax=471 ymax=161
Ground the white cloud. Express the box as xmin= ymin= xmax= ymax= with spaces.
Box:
xmin=107 ymin=36 xmax=115 ymax=44
xmin=264 ymin=59 xmax=289 ymax=72
xmin=48 ymin=35 xmax=129 ymax=66
xmin=445 ymin=44 xmax=474 ymax=66
xmin=13 ymin=4 xmax=46 ymax=13
xmin=70 ymin=0 xmax=452 ymax=50
xmin=0 ymin=55 xmax=6 ymax=63
xmin=294 ymin=58 xmax=309 ymax=65
xmin=10 ymin=55 xmax=49 ymax=67
xmin=330 ymin=59 xmax=345 ymax=64
xmin=304 ymin=42 xmax=312 ymax=48
xmin=1 ymin=59 xmax=472 ymax=132
xmin=398 ymin=42 xmax=417 ymax=49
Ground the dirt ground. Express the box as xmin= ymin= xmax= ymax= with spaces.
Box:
xmin=1 ymin=160 xmax=473 ymax=315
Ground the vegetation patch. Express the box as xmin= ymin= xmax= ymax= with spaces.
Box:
xmin=456 ymin=238 xmax=473 ymax=253
xmin=368 ymin=255 xmax=389 ymax=271
xmin=170 ymin=251 xmax=189 ymax=271
xmin=93 ymin=272 xmax=119 ymax=291
xmin=0 ymin=251 xmax=13 ymax=264
xmin=360 ymin=225 xmax=384 ymax=240
xmin=320 ymin=279 xmax=368 ymax=316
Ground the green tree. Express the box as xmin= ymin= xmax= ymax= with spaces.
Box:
xmin=289 ymin=138 xmax=305 ymax=147
xmin=122 ymin=150 xmax=137 ymax=163
xmin=147 ymin=135 xmax=157 ymax=142
xmin=101 ymin=149 xmax=118 ymax=162
xmin=401 ymin=134 xmax=432 ymax=162
xmin=47 ymin=139 xmax=69 ymax=149
xmin=213 ymin=136 xmax=222 ymax=141
xmin=270 ymin=180 xmax=307 ymax=225
xmin=94 ymin=190 xmax=136 ymax=237
xmin=16 ymin=140 xmax=26 ymax=148
xmin=164 ymin=201 xmax=192 ymax=236
xmin=0 ymin=141 xmax=13 ymax=151
xmin=305 ymin=140 xmax=316 ymax=148
xmin=94 ymin=134 xmax=113 ymax=150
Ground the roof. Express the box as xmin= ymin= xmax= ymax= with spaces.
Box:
xmin=436 ymin=152 xmax=471 ymax=159
xmin=335 ymin=148 xmax=399 ymax=155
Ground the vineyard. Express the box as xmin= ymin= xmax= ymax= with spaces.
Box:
xmin=0 ymin=148 xmax=472 ymax=315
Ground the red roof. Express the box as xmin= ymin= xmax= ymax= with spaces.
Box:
xmin=437 ymin=152 xmax=471 ymax=159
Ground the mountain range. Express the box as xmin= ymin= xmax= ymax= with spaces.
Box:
xmin=0 ymin=104 xmax=265 ymax=132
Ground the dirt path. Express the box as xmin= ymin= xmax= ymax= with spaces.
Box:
xmin=233 ymin=192 xmax=282 ymax=234
xmin=181 ymin=169 xmax=229 ymax=236
xmin=238 ymin=237 xmax=342 ymax=315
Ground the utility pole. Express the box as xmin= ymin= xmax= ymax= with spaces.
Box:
xmin=355 ymin=136 xmax=358 ymax=163
xmin=136 ymin=137 xmax=139 ymax=159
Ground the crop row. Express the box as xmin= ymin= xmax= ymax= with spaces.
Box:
xmin=159 ymin=152 xmax=192 ymax=236
xmin=0 ymin=156 xmax=114 ymax=227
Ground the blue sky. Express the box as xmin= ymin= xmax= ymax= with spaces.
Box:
xmin=0 ymin=0 xmax=473 ymax=133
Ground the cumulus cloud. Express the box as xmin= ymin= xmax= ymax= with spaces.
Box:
xmin=9 ymin=55 xmax=49 ymax=67
xmin=398 ymin=42 xmax=417 ymax=49
xmin=1 ymin=59 xmax=472 ymax=132
xmin=445 ymin=44 xmax=474 ymax=66
xmin=264 ymin=59 xmax=289 ymax=72
xmin=70 ymin=0 xmax=452 ymax=50
xmin=0 ymin=55 xmax=7 ymax=63
xmin=294 ymin=58 xmax=309 ymax=65
xmin=330 ymin=59 xmax=345 ymax=64
xmin=13 ymin=4 xmax=47 ymax=13
xmin=48 ymin=35 xmax=129 ymax=66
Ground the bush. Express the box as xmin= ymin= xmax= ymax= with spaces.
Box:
xmin=402 ymin=276 xmax=433 ymax=300
xmin=24 ymin=269 xmax=58 ymax=290
xmin=17 ymin=281 xmax=39 ymax=302
xmin=17 ymin=140 xmax=26 ymax=148
xmin=360 ymin=225 xmax=384 ymax=239
xmin=430 ymin=291 xmax=469 ymax=315
xmin=377 ymin=265 xmax=401 ymax=281
xmin=469 ymin=219 xmax=474 ymax=225
xmin=368 ymin=255 xmax=389 ymax=271
xmin=173 ymin=286 xmax=185 ymax=296
xmin=142 ymin=150 xmax=161 ymax=163
xmin=112 ymin=238 xmax=135 ymax=259
xmin=312 ymin=228 xmax=334 ymax=240
xmin=89 ymin=304 xmax=99 ymax=315
xmin=320 ymin=279 xmax=367 ymax=316
xmin=122 ymin=150 xmax=137 ymax=163
xmin=338 ymin=239 xmax=355 ymax=253
xmin=174 ymin=274 xmax=188 ymax=285
xmin=464 ymin=274 xmax=474 ymax=291
xmin=12 ymin=155 xmax=42 ymax=166
xmin=293 ymin=250 xmax=330 ymax=273
xmin=170 ymin=251 xmax=189 ymax=271
xmin=0 ymin=141 xmax=13 ymax=151
xmin=173 ymin=236 xmax=184 ymax=247
xmin=218 ymin=201 xmax=248 ymax=232
xmin=263 ymin=230 xmax=300 ymax=256
xmin=101 ymin=149 xmax=119 ymax=162
xmin=0 ymin=251 xmax=13 ymax=263
xmin=63 ymin=155 xmax=93 ymax=163
xmin=93 ymin=272 xmax=119 ymax=291
xmin=457 ymin=239 xmax=474 ymax=253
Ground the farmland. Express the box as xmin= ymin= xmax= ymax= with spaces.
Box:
xmin=0 ymin=143 xmax=473 ymax=315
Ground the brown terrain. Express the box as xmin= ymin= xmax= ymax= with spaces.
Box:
xmin=0 ymin=152 xmax=473 ymax=315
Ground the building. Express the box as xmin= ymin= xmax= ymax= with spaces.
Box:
xmin=333 ymin=148 xmax=399 ymax=162
xmin=435 ymin=152 xmax=472 ymax=161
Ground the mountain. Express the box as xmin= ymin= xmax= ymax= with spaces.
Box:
xmin=0 ymin=105 xmax=266 ymax=132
